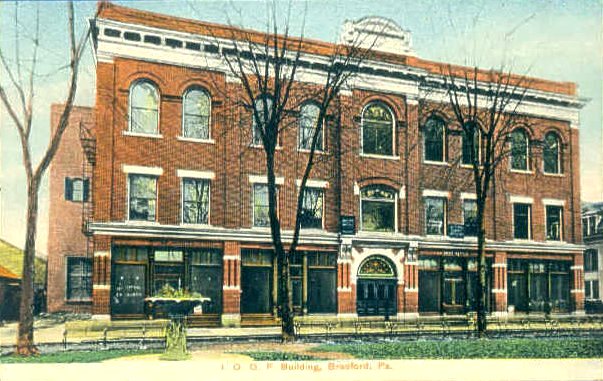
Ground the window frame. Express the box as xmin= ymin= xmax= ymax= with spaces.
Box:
xmin=423 ymin=116 xmax=447 ymax=164
xmin=461 ymin=123 xmax=483 ymax=166
xmin=298 ymin=102 xmax=324 ymax=152
xmin=584 ymin=249 xmax=599 ymax=273
xmin=251 ymin=95 xmax=274 ymax=147
xmin=512 ymin=202 xmax=532 ymax=240
xmin=181 ymin=177 xmax=211 ymax=225
xmin=424 ymin=196 xmax=447 ymax=236
xmin=543 ymin=131 xmax=562 ymax=175
xmin=360 ymin=102 xmax=396 ymax=157
xmin=299 ymin=187 xmax=325 ymax=230
xmin=65 ymin=256 xmax=92 ymax=302
xmin=359 ymin=185 xmax=397 ymax=233
xmin=127 ymin=173 xmax=158 ymax=222
xmin=128 ymin=80 xmax=160 ymax=136
xmin=462 ymin=199 xmax=479 ymax=237
xmin=545 ymin=205 xmax=563 ymax=241
xmin=510 ymin=128 xmax=530 ymax=172
xmin=181 ymin=86 xmax=212 ymax=141
xmin=252 ymin=183 xmax=278 ymax=228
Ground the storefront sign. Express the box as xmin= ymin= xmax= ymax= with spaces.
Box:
xmin=447 ymin=224 xmax=465 ymax=239
xmin=340 ymin=215 xmax=356 ymax=235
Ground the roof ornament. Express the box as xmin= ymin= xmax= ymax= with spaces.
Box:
xmin=339 ymin=16 xmax=415 ymax=56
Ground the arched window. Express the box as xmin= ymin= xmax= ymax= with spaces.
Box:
xmin=252 ymin=95 xmax=273 ymax=146
xmin=182 ymin=87 xmax=211 ymax=140
xmin=129 ymin=80 xmax=159 ymax=134
xmin=510 ymin=128 xmax=529 ymax=171
xmin=360 ymin=185 xmax=396 ymax=232
xmin=362 ymin=102 xmax=394 ymax=156
xmin=298 ymin=102 xmax=322 ymax=151
xmin=424 ymin=116 xmax=446 ymax=162
xmin=543 ymin=132 xmax=561 ymax=174
xmin=461 ymin=122 xmax=482 ymax=165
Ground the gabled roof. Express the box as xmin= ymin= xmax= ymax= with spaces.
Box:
xmin=0 ymin=239 xmax=46 ymax=284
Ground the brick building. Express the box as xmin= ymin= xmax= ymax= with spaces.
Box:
xmin=48 ymin=2 xmax=586 ymax=324
xmin=582 ymin=202 xmax=603 ymax=304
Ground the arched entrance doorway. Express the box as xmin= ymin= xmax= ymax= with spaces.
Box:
xmin=356 ymin=255 xmax=397 ymax=317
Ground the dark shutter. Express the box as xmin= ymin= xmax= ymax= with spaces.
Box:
xmin=83 ymin=178 xmax=90 ymax=202
xmin=64 ymin=178 xmax=73 ymax=201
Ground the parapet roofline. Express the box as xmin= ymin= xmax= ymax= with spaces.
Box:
xmin=97 ymin=1 xmax=577 ymax=97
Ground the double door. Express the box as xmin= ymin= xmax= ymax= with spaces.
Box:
xmin=356 ymin=279 xmax=397 ymax=317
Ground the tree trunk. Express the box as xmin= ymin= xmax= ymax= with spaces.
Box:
xmin=16 ymin=179 xmax=40 ymax=355
xmin=476 ymin=202 xmax=488 ymax=338
xmin=278 ymin=249 xmax=295 ymax=342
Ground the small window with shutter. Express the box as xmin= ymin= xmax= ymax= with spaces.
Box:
xmin=65 ymin=177 xmax=90 ymax=202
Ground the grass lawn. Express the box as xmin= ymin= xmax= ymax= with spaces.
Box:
xmin=234 ymin=351 xmax=326 ymax=361
xmin=0 ymin=349 xmax=161 ymax=363
xmin=313 ymin=337 xmax=603 ymax=359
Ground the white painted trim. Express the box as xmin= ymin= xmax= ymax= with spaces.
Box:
xmin=295 ymin=179 xmax=328 ymax=188
xmin=177 ymin=136 xmax=215 ymax=144
xmin=122 ymin=164 xmax=163 ymax=176
xmin=542 ymin=198 xmax=566 ymax=207
xmin=570 ymin=265 xmax=584 ymax=270
xmin=399 ymin=186 xmax=406 ymax=200
xmin=570 ymin=289 xmax=585 ymax=293
xmin=353 ymin=183 xmax=360 ymax=195
xmin=422 ymin=189 xmax=451 ymax=198
xmin=223 ymin=285 xmax=241 ymax=291
xmin=222 ymin=255 xmax=240 ymax=261
xmin=491 ymin=289 xmax=507 ymax=294
xmin=122 ymin=131 xmax=163 ymax=139
xmin=93 ymin=285 xmax=110 ymax=290
xmin=404 ymin=288 xmax=419 ymax=292
xmin=177 ymin=169 xmax=215 ymax=180
xmin=492 ymin=263 xmax=507 ymax=268
xmin=248 ymin=175 xmax=284 ymax=185
xmin=423 ymin=160 xmax=450 ymax=167
xmin=94 ymin=251 xmax=109 ymax=257
xmin=510 ymin=195 xmax=534 ymax=204
xmin=460 ymin=192 xmax=477 ymax=200
xmin=359 ymin=153 xmax=400 ymax=161
xmin=337 ymin=287 xmax=352 ymax=292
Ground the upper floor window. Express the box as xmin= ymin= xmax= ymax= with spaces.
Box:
xmin=300 ymin=187 xmax=324 ymax=229
xmin=584 ymin=249 xmax=599 ymax=272
xmin=543 ymin=132 xmax=561 ymax=174
xmin=362 ymin=102 xmax=394 ymax=156
xmin=424 ymin=116 xmax=446 ymax=162
xmin=360 ymin=185 xmax=396 ymax=232
xmin=545 ymin=205 xmax=563 ymax=241
xmin=425 ymin=196 xmax=446 ymax=235
xmin=461 ymin=123 xmax=482 ymax=165
xmin=182 ymin=178 xmax=210 ymax=224
xmin=513 ymin=203 xmax=531 ymax=239
xmin=182 ymin=87 xmax=211 ymax=140
xmin=298 ymin=102 xmax=322 ymax=151
xmin=66 ymin=257 xmax=92 ymax=301
xmin=463 ymin=199 xmax=478 ymax=237
xmin=129 ymin=80 xmax=159 ymax=134
xmin=65 ymin=177 xmax=90 ymax=202
xmin=128 ymin=174 xmax=157 ymax=221
xmin=253 ymin=184 xmax=271 ymax=227
xmin=510 ymin=128 xmax=529 ymax=171
xmin=252 ymin=96 xmax=273 ymax=146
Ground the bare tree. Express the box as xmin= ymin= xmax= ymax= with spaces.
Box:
xmin=0 ymin=1 xmax=90 ymax=355
xmin=434 ymin=66 xmax=531 ymax=337
xmin=215 ymin=3 xmax=377 ymax=341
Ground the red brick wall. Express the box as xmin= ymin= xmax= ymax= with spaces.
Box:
xmin=47 ymin=104 xmax=94 ymax=313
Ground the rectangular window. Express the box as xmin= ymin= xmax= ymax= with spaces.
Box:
xmin=545 ymin=205 xmax=563 ymax=241
xmin=425 ymin=197 xmax=446 ymax=236
xmin=253 ymin=184 xmax=270 ymax=227
xmin=513 ymin=203 xmax=531 ymax=239
xmin=463 ymin=200 xmax=478 ymax=237
xmin=66 ymin=257 xmax=92 ymax=301
xmin=584 ymin=249 xmax=599 ymax=272
xmin=128 ymin=174 xmax=157 ymax=221
xmin=182 ymin=178 xmax=210 ymax=224
xmin=65 ymin=177 xmax=90 ymax=202
xmin=594 ymin=280 xmax=600 ymax=299
xmin=300 ymin=188 xmax=324 ymax=229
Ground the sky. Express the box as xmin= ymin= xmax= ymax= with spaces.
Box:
xmin=0 ymin=0 xmax=601 ymax=251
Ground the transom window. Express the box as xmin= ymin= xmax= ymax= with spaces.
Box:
xmin=545 ymin=205 xmax=563 ymax=241
xmin=424 ymin=116 xmax=446 ymax=162
xmin=362 ymin=102 xmax=394 ymax=156
xmin=543 ymin=132 xmax=561 ymax=174
xmin=298 ymin=102 xmax=322 ymax=151
xmin=182 ymin=178 xmax=210 ymax=224
xmin=182 ymin=87 xmax=211 ymax=140
xmin=424 ymin=197 xmax=446 ymax=235
xmin=463 ymin=199 xmax=478 ymax=237
xmin=252 ymin=96 xmax=273 ymax=146
xmin=510 ymin=128 xmax=529 ymax=171
xmin=360 ymin=185 xmax=396 ymax=232
xmin=300 ymin=187 xmax=324 ymax=229
xmin=129 ymin=80 xmax=159 ymax=134
xmin=513 ymin=203 xmax=531 ymax=239
xmin=462 ymin=122 xmax=482 ymax=165
xmin=66 ymin=257 xmax=92 ymax=301
xmin=128 ymin=174 xmax=157 ymax=221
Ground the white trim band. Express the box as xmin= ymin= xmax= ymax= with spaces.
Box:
xmin=460 ymin=192 xmax=477 ymax=200
xmin=571 ymin=289 xmax=585 ymax=293
xmin=492 ymin=263 xmax=508 ymax=268
xmin=248 ymin=175 xmax=284 ymax=185
xmin=94 ymin=251 xmax=109 ymax=257
xmin=492 ymin=289 xmax=507 ymax=293
xmin=93 ymin=285 xmax=110 ymax=290
xmin=177 ymin=169 xmax=215 ymax=180
xmin=570 ymin=265 xmax=584 ymax=270
xmin=542 ymin=198 xmax=566 ymax=207
xmin=422 ymin=189 xmax=451 ymax=198
xmin=122 ymin=164 xmax=163 ymax=176
xmin=510 ymin=195 xmax=534 ymax=204
xmin=223 ymin=285 xmax=241 ymax=291
xmin=222 ymin=255 xmax=240 ymax=261
xmin=295 ymin=179 xmax=329 ymax=188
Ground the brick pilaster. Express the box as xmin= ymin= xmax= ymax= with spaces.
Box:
xmin=492 ymin=251 xmax=508 ymax=313
xmin=222 ymin=241 xmax=241 ymax=325
xmin=337 ymin=259 xmax=355 ymax=315
xmin=571 ymin=252 xmax=585 ymax=313
xmin=403 ymin=259 xmax=419 ymax=313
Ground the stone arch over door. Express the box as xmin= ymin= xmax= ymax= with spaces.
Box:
xmin=356 ymin=255 xmax=398 ymax=317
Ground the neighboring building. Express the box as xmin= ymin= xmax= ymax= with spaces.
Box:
xmin=47 ymin=3 xmax=586 ymax=324
xmin=46 ymin=105 xmax=95 ymax=313
xmin=0 ymin=239 xmax=47 ymax=320
xmin=582 ymin=202 xmax=603 ymax=302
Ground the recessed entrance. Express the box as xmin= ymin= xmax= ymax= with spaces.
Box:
xmin=356 ymin=255 xmax=397 ymax=317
